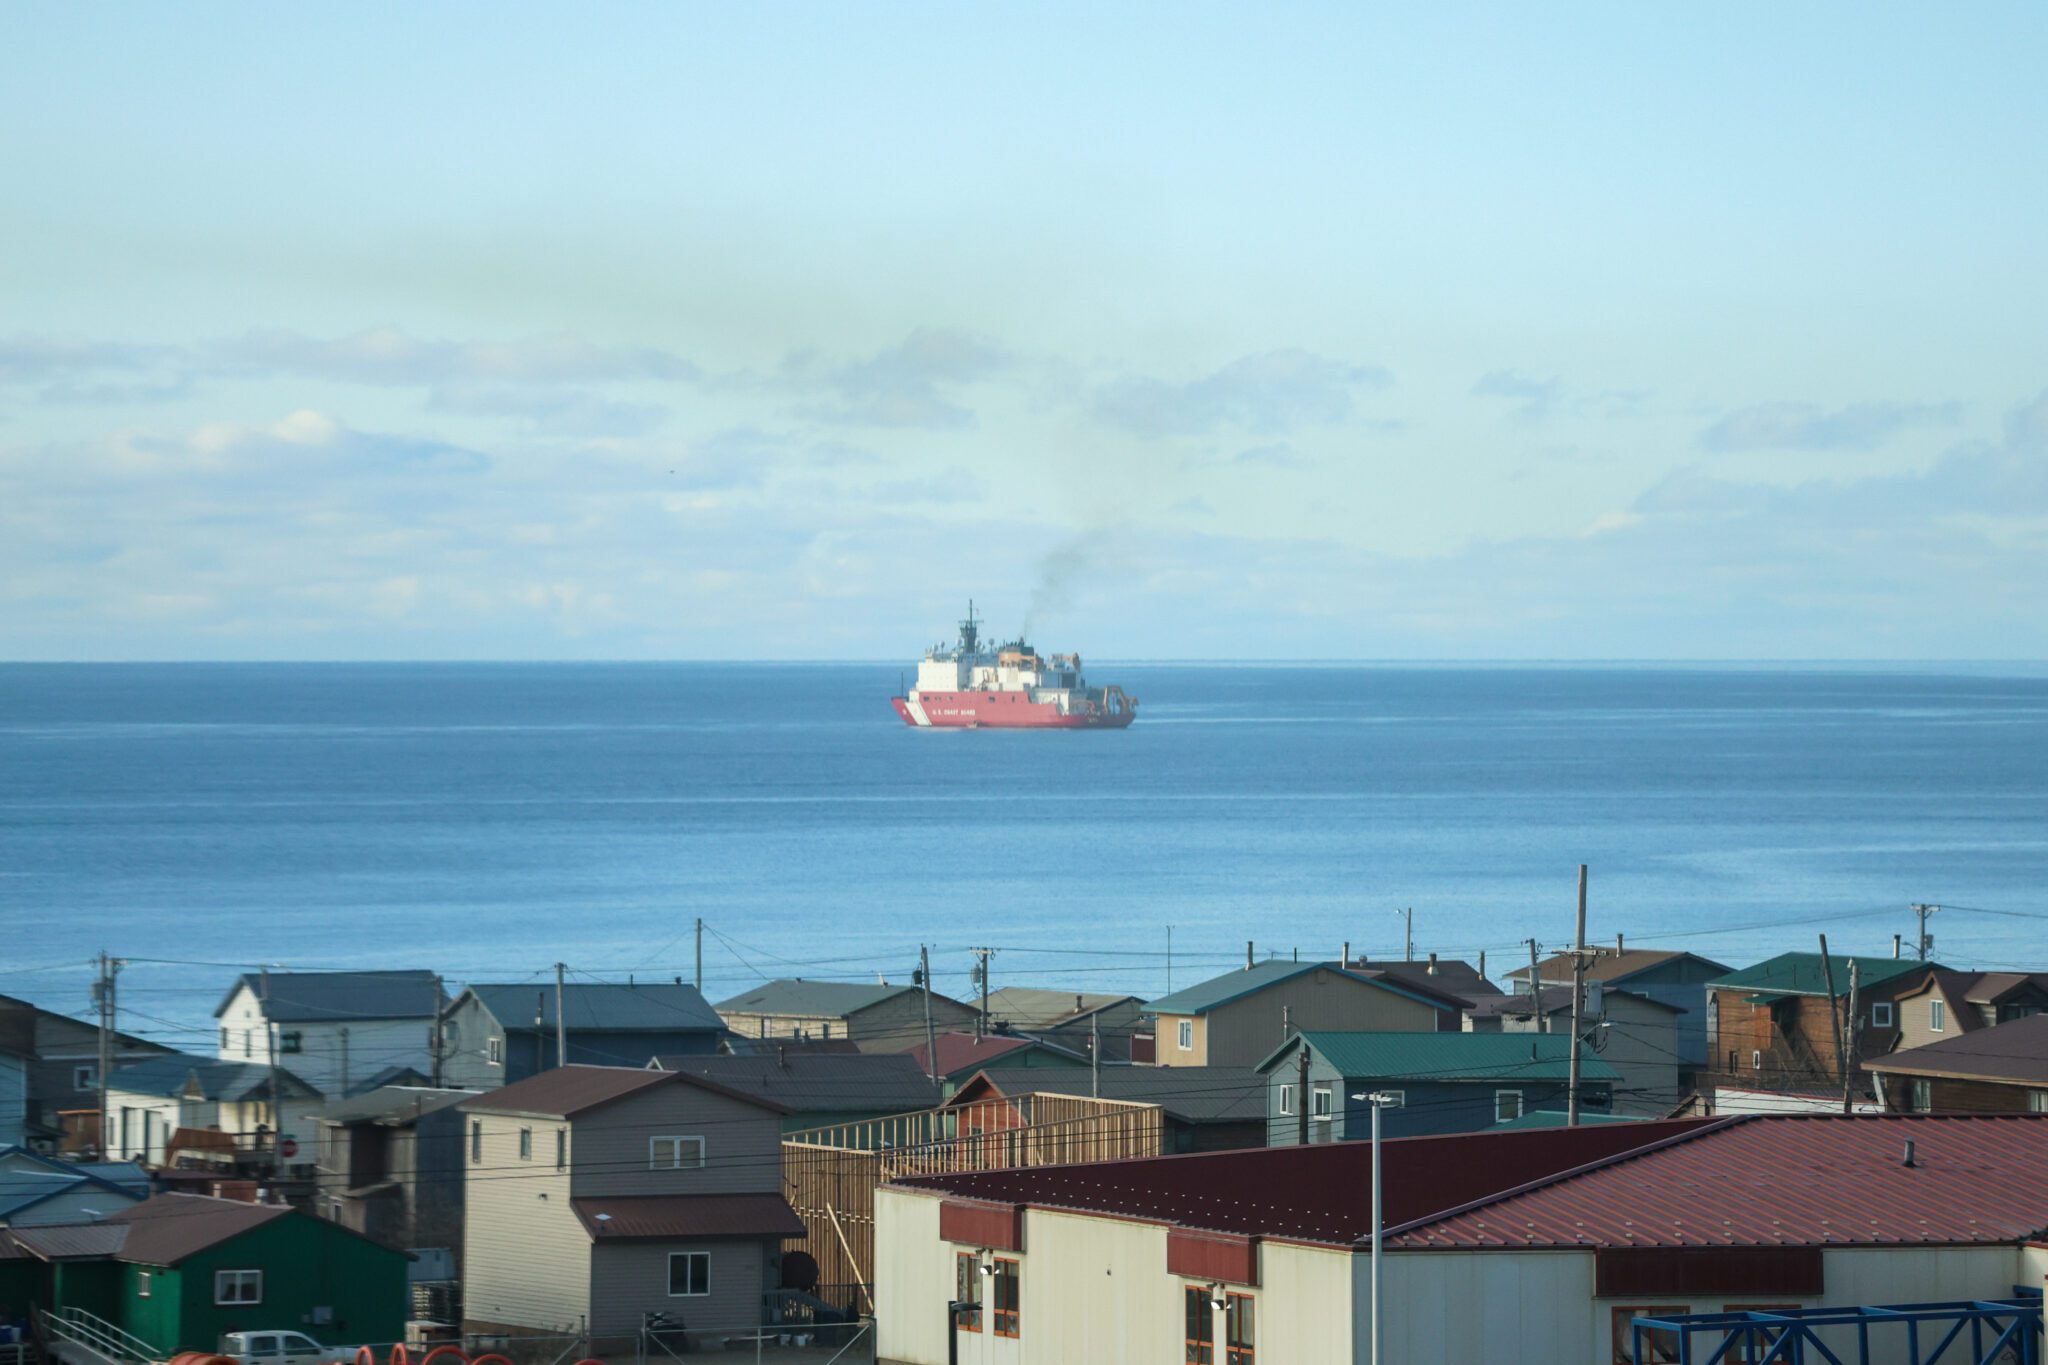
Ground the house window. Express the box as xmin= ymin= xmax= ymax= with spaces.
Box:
xmin=73 ymin=1065 xmax=97 ymax=1092
xmin=2029 ymin=1091 xmax=2048 ymax=1115
xmin=1911 ymin=1079 xmax=1931 ymax=1113
xmin=650 ymin=1135 xmax=706 ymax=1169
xmin=220 ymin=1027 xmax=230 ymax=1050
xmin=1178 ymin=1020 xmax=1193 ymax=1051
xmin=215 ymin=1269 xmax=263 ymax=1306
xmin=556 ymin=1129 xmax=568 ymax=1170
xmin=666 ymin=1251 xmax=708 ymax=1297
xmin=470 ymin=1121 xmax=482 ymax=1163
xmin=1751 ymin=1050 xmax=1761 ymax=1070
xmin=1495 ymin=1090 xmax=1524 ymax=1123
xmin=991 ymin=1257 xmax=1020 ymax=1338
xmin=487 ymin=1036 xmax=504 ymax=1066
xmin=1225 ymin=1293 xmax=1256 ymax=1365
xmin=1612 ymin=1305 xmax=1689 ymax=1364
xmin=955 ymin=1253 xmax=982 ymax=1332
xmin=243 ymin=1029 xmax=253 ymax=1056
xmin=1930 ymin=999 xmax=1946 ymax=1032
xmin=1184 ymin=1285 xmax=1213 ymax=1364
xmin=1312 ymin=1087 xmax=1331 ymax=1118
xmin=1870 ymin=1001 xmax=1894 ymax=1028
xmin=518 ymin=1128 xmax=533 ymax=1161
xmin=137 ymin=1271 xmax=151 ymax=1299
xmin=1277 ymin=1085 xmax=1295 ymax=1116
xmin=279 ymin=1030 xmax=303 ymax=1055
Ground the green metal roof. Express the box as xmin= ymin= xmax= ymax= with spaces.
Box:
xmin=1709 ymin=952 xmax=1934 ymax=999
xmin=1490 ymin=1109 xmax=1647 ymax=1131
xmin=1145 ymin=960 xmax=1447 ymax=1017
xmin=1260 ymin=1031 xmax=1619 ymax=1082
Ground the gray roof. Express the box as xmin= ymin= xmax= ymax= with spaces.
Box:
xmin=464 ymin=982 xmax=724 ymax=1034
xmin=215 ymin=970 xmax=445 ymax=1022
xmin=958 ymin=1066 xmax=1269 ymax=1124
xmin=984 ymin=987 xmax=1141 ymax=1030
xmin=715 ymin=979 xmax=926 ymax=1018
xmin=107 ymin=1052 xmax=319 ymax=1102
xmin=1350 ymin=958 xmax=1503 ymax=1002
xmin=1144 ymin=960 xmax=1453 ymax=1018
xmin=647 ymin=1053 xmax=941 ymax=1114
xmin=0 ymin=1147 xmax=148 ymax=1220
xmin=313 ymin=1085 xmax=481 ymax=1126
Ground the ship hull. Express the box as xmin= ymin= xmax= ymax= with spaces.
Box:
xmin=893 ymin=692 xmax=1135 ymax=729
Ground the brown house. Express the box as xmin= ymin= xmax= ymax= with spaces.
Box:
xmin=1868 ymin=1010 xmax=2048 ymax=1114
xmin=1143 ymin=960 xmax=1455 ymax=1068
xmin=1703 ymin=953 xmax=1936 ymax=1106
xmin=1886 ymin=970 xmax=2048 ymax=1052
xmin=460 ymin=1065 xmax=803 ymax=1341
xmin=714 ymin=980 xmax=978 ymax=1053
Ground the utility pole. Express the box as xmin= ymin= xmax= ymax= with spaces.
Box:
xmin=94 ymin=952 xmax=121 ymax=1159
xmin=1527 ymin=938 xmax=1545 ymax=1034
xmin=430 ymin=973 xmax=445 ymax=1088
xmin=1567 ymin=867 xmax=1587 ymax=1126
xmin=1818 ymin=936 xmax=1846 ymax=1091
xmin=694 ymin=918 xmax=703 ymax=992
xmin=1165 ymin=925 xmax=1173 ymax=995
xmin=971 ymin=948 xmax=993 ymax=1040
xmin=1911 ymin=903 xmax=1939 ymax=960
xmin=1296 ymin=1043 xmax=1310 ymax=1147
xmin=919 ymin=946 xmax=938 ymax=1084
xmin=1842 ymin=961 xmax=1861 ymax=1115
xmin=1396 ymin=907 xmax=1413 ymax=962
xmin=262 ymin=967 xmax=282 ymax=1176
xmin=1091 ymin=1012 xmax=1101 ymax=1099
xmin=554 ymin=963 xmax=568 ymax=1068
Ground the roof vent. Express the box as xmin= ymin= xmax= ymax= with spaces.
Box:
xmin=1428 ymin=953 xmax=1439 ymax=975
xmin=1902 ymin=1139 xmax=1917 ymax=1169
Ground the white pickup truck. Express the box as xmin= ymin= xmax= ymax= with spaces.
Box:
xmin=218 ymin=1331 xmax=366 ymax=1365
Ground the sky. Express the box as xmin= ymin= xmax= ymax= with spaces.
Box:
xmin=3 ymin=4 xmax=2046 ymax=661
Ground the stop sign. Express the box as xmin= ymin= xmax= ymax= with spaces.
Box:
xmin=279 ymin=1138 xmax=299 ymax=1158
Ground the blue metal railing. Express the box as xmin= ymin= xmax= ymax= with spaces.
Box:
xmin=1630 ymin=1297 xmax=2042 ymax=1365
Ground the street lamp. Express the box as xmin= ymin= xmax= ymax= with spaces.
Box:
xmin=1351 ymin=1090 xmax=1403 ymax=1365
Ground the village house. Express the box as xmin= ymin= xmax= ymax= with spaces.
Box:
xmin=1348 ymin=954 xmax=1503 ymax=1006
xmin=1465 ymin=985 xmax=1686 ymax=1116
xmin=460 ymin=1064 xmax=804 ymax=1342
xmin=1868 ymin=1010 xmax=2048 ymax=1114
xmin=213 ymin=970 xmax=445 ymax=1101
xmin=103 ymin=1053 xmax=323 ymax=1172
xmin=874 ymin=1113 xmax=2048 ymax=1365
xmin=0 ymin=1191 xmax=409 ymax=1355
xmin=648 ymin=1051 xmax=942 ymax=1132
xmin=907 ymin=1033 xmax=1090 ymax=1095
xmin=1508 ymin=946 xmax=1732 ymax=1082
xmin=312 ymin=1085 xmax=476 ymax=1281
xmin=439 ymin=981 xmax=726 ymax=1090
xmin=1884 ymin=968 xmax=2048 ymax=1051
xmin=1702 ymin=952 xmax=1935 ymax=1112
xmin=981 ymin=989 xmax=1147 ymax=1063
xmin=947 ymin=1066 xmax=1268 ymax=1153
xmin=0 ymin=1144 xmax=147 ymax=1226
xmin=1258 ymin=1032 xmax=1616 ymax=1143
xmin=1143 ymin=960 xmax=1453 ymax=1068
xmin=0 ymin=993 xmax=175 ymax=1153
xmin=714 ymin=980 xmax=979 ymax=1052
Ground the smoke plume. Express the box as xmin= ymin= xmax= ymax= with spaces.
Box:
xmin=1021 ymin=528 xmax=1124 ymax=641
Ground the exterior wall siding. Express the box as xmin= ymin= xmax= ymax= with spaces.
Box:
xmin=1502 ymin=994 xmax=1683 ymax=1117
xmin=218 ymin=985 xmax=436 ymax=1100
xmin=462 ymin=1110 xmax=590 ymax=1332
xmin=720 ymin=996 xmax=978 ymax=1052
xmin=438 ymin=996 xmax=509 ymax=1092
xmin=565 ymin=1085 xmax=782 ymax=1198
xmin=588 ymin=1239 xmax=765 ymax=1335
xmin=1197 ymin=977 xmax=1442 ymax=1070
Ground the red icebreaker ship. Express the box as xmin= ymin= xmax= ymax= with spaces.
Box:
xmin=891 ymin=604 xmax=1137 ymax=729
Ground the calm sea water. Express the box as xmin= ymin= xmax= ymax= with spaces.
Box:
xmin=4 ymin=663 xmax=2047 ymax=1040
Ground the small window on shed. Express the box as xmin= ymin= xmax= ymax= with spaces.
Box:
xmin=215 ymin=1268 xmax=263 ymax=1306
xmin=1494 ymin=1090 xmax=1523 ymax=1123
xmin=1870 ymin=1001 xmax=1893 ymax=1028
xmin=1277 ymin=1084 xmax=1294 ymax=1116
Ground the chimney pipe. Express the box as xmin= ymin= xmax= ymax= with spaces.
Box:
xmin=1479 ymin=949 xmax=1487 ymax=980
xmin=1893 ymin=934 xmax=1903 ymax=959
xmin=1246 ymin=941 xmax=1255 ymax=971
xmin=1427 ymin=952 xmax=1439 ymax=975
xmin=1902 ymin=1139 xmax=1917 ymax=1168
xmin=1616 ymin=933 xmax=1624 ymax=953
xmin=1343 ymin=941 xmax=1351 ymax=967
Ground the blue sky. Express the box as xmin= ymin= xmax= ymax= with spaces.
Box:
xmin=3 ymin=4 xmax=2045 ymax=659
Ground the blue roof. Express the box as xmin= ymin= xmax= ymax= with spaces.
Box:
xmin=1145 ymin=960 xmax=1451 ymax=1017
xmin=1258 ymin=1031 xmax=1620 ymax=1083
xmin=0 ymin=1147 xmax=148 ymax=1218
xmin=106 ymin=1052 xmax=318 ymax=1101
xmin=215 ymin=970 xmax=445 ymax=1022
xmin=466 ymin=982 xmax=724 ymax=1033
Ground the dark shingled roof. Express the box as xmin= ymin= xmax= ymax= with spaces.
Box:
xmin=105 ymin=1193 xmax=291 ymax=1265
xmin=953 ymin=1066 xmax=1268 ymax=1124
xmin=1867 ymin=1010 xmax=2048 ymax=1086
xmin=313 ymin=1086 xmax=481 ymax=1125
xmin=647 ymin=1053 xmax=941 ymax=1113
xmin=215 ymin=970 xmax=445 ymax=1022
xmin=465 ymin=983 xmax=724 ymax=1034
xmin=461 ymin=1064 xmax=789 ymax=1119
xmin=107 ymin=1053 xmax=319 ymax=1102
xmin=572 ymin=1193 xmax=806 ymax=1242
xmin=1350 ymin=958 xmax=1503 ymax=1003
xmin=907 ymin=1032 xmax=1064 ymax=1078
xmin=1510 ymin=949 xmax=1732 ymax=986
xmin=1144 ymin=960 xmax=1453 ymax=1018
xmin=714 ymin=979 xmax=927 ymax=1018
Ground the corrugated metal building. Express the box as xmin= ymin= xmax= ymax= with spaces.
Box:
xmin=875 ymin=1113 xmax=2048 ymax=1365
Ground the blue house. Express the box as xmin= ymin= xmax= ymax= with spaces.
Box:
xmin=438 ymin=983 xmax=727 ymax=1089
xmin=1508 ymin=948 xmax=1731 ymax=1073
xmin=1257 ymin=1031 xmax=1618 ymax=1144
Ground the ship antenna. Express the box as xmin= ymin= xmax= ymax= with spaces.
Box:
xmin=960 ymin=600 xmax=980 ymax=655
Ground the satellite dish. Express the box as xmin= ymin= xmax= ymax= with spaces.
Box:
xmin=781 ymin=1250 xmax=820 ymax=1292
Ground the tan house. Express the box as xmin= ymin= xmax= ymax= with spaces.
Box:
xmin=460 ymin=1065 xmax=803 ymax=1340
xmin=1143 ymin=960 xmax=1453 ymax=1068
xmin=1886 ymin=969 xmax=2048 ymax=1052
xmin=714 ymin=980 xmax=978 ymax=1053
xmin=981 ymin=988 xmax=1146 ymax=1062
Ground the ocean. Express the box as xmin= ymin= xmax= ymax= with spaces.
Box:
xmin=4 ymin=662 xmax=2046 ymax=1043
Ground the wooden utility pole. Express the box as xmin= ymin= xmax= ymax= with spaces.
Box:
xmin=1567 ymin=867 xmax=1587 ymax=1126
xmin=1399 ymin=907 xmax=1414 ymax=962
xmin=1842 ymin=960 xmax=1861 ymax=1114
xmin=1166 ymin=925 xmax=1173 ymax=995
xmin=1911 ymin=903 xmax=1939 ymax=960
xmin=94 ymin=952 xmax=120 ymax=1159
xmin=554 ymin=963 xmax=568 ymax=1068
xmin=262 ymin=967 xmax=282 ymax=1175
xmin=1818 ymin=937 xmax=1846 ymax=1090
xmin=1296 ymin=1043 xmax=1310 ymax=1146
xmin=694 ymin=918 xmax=703 ymax=992
xmin=1527 ymin=938 xmax=1545 ymax=1034
xmin=1090 ymin=1012 xmax=1101 ymax=1099
xmin=430 ymin=973 xmax=444 ymax=1087
xmin=919 ymin=945 xmax=938 ymax=1084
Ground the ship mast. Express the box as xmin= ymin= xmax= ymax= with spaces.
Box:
xmin=959 ymin=600 xmax=981 ymax=655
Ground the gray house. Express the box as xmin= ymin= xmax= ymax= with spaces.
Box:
xmin=646 ymin=1052 xmax=941 ymax=1132
xmin=0 ymin=993 xmax=175 ymax=1152
xmin=313 ymin=1085 xmax=476 ymax=1279
xmin=1145 ymin=960 xmax=1455 ymax=1068
xmin=714 ymin=980 xmax=978 ymax=1053
xmin=460 ymin=1065 xmax=803 ymax=1340
xmin=1507 ymin=947 xmax=1731 ymax=1074
xmin=981 ymin=988 xmax=1147 ymax=1062
xmin=1465 ymin=986 xmax=1686 ymax=1117
xmin=1257 ymin=1031 xmax=1617 ymax=1144
xmin=439 ymin=983 xmax=727 ymax=1090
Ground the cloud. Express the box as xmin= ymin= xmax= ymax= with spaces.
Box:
xmin=0 ymin=335 xmax=168 ymax=382
xmin=1700 ymin=400 xmax=1962 ymax=452
xmin=1091 ymin=349 xmax=1391 ymax=438
xmin=211 ymin=326 xmax=698 ymax=387
xmin=1472 ymin=370 xmax=1564 ymax=420
xmin=426 ymin=383 xmax=667 ymax=437
xmin=784 ymin=327 xmax=1012 ymax=430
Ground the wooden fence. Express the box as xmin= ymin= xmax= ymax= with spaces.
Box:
xmin=782 ymin=1094 xmax=1165 ymax=1303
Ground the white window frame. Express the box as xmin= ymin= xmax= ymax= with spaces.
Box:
xmin=650 ymin=1135 xmax=706 ymax=1170
xmin=1870 ymin=1001 xmax=1894 ymax=1028
xmin=215 ymin=1268 xmax=263 ymax=1306
xmin=137 ymin=1270 xmax=151 ymax=1299
xmin=1177 ymin=1020 xmax=1193 ymax=1051
xmin=667 ymin=1251 xmax=710 ymax=1297
xmin=487 ymin=1035 xmax=504 ymax=1066
xmin=1751 ymin=1049 xmax=1762 ymax=1070
xmin=1930 ymin=999 xmax=1946 ymax=1032
xmin=1911 ymin=1078 xmax=1932 ymax=1113
xmin=1277 ymin=1084 xmax=1295 ymax=1116
xmin=1495 ymin=1089 xmax=1524 ymax=1123
xmin=518 ymin=1128 xmax=533 ymax=1161
xmin=556 ymin=1128 xmax=568 ymax=1170
xmin=2029 ymin=1090 xmax=2048 ymax=1115
xmin=1312 ymin=1086 xmax=1332 ymax=1118
xmin=73 ymin=1064 xmax=97 ymax=1092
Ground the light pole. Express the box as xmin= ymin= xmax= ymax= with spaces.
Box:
xmin=1352 ymin=1090 xmax=1401 ymax=1365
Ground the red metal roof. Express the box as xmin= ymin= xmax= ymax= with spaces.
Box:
xmin=908 ymin=1032 xmax=1042 ymax=1077
xmin=571 ymin=1193 xmax=805 ymax=1241
xmin=1390 ymin=1113 xmax=2048 ymax=1250
xmin=892 ymin=1118 xmax=1715 ymax=1247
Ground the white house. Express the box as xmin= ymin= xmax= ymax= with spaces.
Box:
xmin=875 ymin=1113 xmax=2048 ymax=1365
xmin=103 ymin=1052 xmax=321 ymax=1168
xmin=214 ymin=970 xmax=444 ymax=1099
